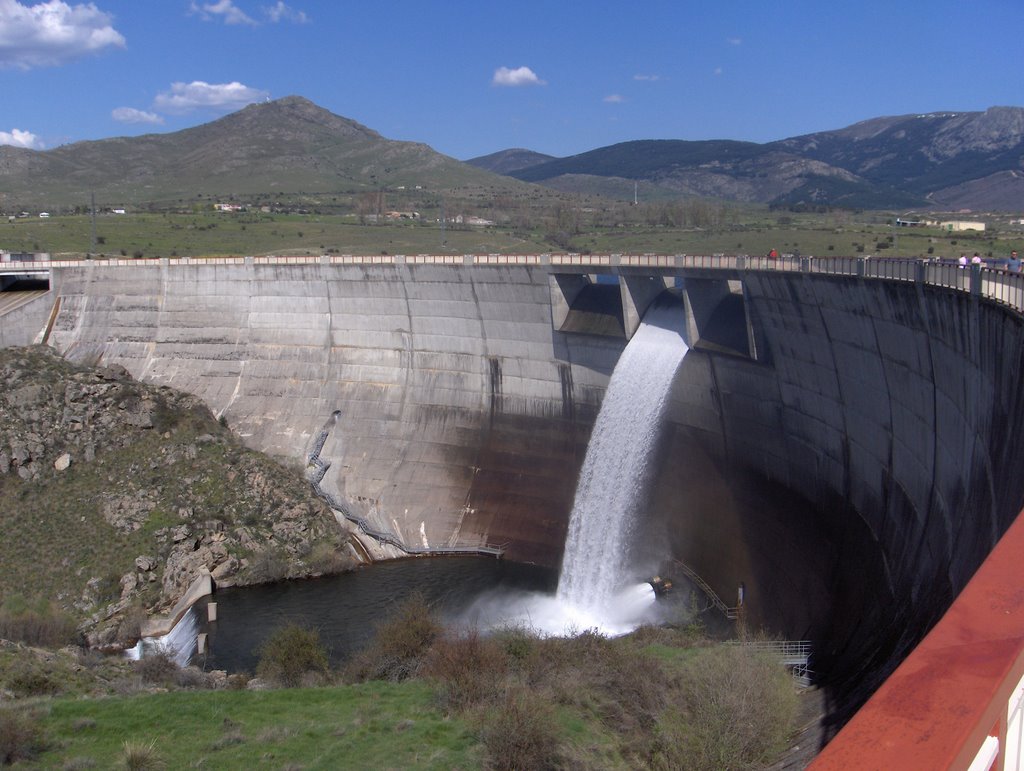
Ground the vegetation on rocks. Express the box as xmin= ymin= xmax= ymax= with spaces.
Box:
xmin=0 ymin=345 xmax=358 ymax=648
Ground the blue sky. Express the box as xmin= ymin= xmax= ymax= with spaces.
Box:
xmin=0 ymin=0 xmax=1022 ymax=160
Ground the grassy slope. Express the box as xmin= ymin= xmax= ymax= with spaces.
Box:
xmin=40 ymin=684 xmax=482 ymax=770
xmin=20 ymin=641 xmax=807 ymax=770
xmin=4 ymin=210 xmax=1021 ymax=261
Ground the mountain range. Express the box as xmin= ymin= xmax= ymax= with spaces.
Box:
xmin=468 ymin=108 xmax=1024 ymax=211
xmin=0 ymin=96 xmax=1021 ymax=211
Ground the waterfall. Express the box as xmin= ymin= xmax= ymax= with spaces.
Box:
xmin=124 ymin=606 xmax=199 ymax=668
xmin=556 ymin=300 xmax=689 ymax=618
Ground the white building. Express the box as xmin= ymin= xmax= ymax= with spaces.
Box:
xmin=940 ymin=220 xmax=986 ymax=232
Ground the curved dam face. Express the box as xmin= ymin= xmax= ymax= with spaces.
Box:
xmin=38 ymin=260 xmax=1024 ymax=718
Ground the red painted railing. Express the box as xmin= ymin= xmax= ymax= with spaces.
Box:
xmin=812 ymin=508 xmax=1024 ymax=771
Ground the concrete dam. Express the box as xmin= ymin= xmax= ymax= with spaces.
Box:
xmin=5 ymin=254 xmax=1024 ymax=723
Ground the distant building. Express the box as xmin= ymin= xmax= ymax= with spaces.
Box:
xmin=452 ymin=215 xmax=494 ymax=226
xmin=112 ymin=208 xmax=126 ymax=215
xmin=38 ymin=212 xmax=49 ymax=218
xmin=214 ymin=203 xmax=245 ymax=212
xmin=940 ymin=220 xmax=986 ymax=232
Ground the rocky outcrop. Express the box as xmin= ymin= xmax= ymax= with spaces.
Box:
xmin=0 ymin=346 xmax=362 ymax=648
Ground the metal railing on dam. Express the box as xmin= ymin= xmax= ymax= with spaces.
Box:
xmin=6 ymin=251 xmax=1023 ymax=314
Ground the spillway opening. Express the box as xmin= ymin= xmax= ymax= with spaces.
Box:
xmin=551 ymin=273 xmax=626 ymax=338
xmin=0 ymin=276 xmax=49 ymax=292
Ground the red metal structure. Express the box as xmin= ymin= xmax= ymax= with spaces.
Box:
xmin=813 ymin=508 xmax=1024 ymax=770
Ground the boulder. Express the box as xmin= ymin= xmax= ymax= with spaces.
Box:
xmin=135 ymin=555 xmax=157 ymax=572
xmin=54 ymin=452 xmax=71 ymax=471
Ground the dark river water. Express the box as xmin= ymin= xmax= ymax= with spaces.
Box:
xmin=195 ymin=556 xmax=558 ymax=673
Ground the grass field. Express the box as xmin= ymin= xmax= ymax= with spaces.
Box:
xmin=3 ymin=625 xmax=810 ymax=770
xmin=34 ymin=683 xmax=481 ymax=770
xmin=3 ymin=209 xmax=1022 ymax=261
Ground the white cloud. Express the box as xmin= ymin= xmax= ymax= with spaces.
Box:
xmin=0 ymin=0 xmax=125 ymax=70
xmin=190 ymin=0 xmax=256 ymax=26
xmin=633 ymin=74 xmax=659 ymax=82
xmin=492 ymin=65 xmax=545 ymax=87
xmin=112 ymin=107 xmax=164 ymax=125
xmin=603 ymin=94 xmax=624 ymax=103
xmin=713 ymin=67 xmax=723 ymax=76
xmin=0 ymin=128 xmax=44 ymax=149
xmin=264 ymin=1 xmax=307 ymax=23
xmin=153 ymin=80 xmax=269 ymax=114
xmin=727 ymin=36 xmax=742 ymax=45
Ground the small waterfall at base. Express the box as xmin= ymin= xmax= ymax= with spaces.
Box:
xmin=124 ymin=607 xmax=199 ymax=668
xmin=555 ymin=300 xmax=689 ymax=626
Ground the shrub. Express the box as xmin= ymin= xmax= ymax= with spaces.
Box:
xmin=122 ymin=739 xmax=164 ymax=770
xmin=654 ymin=645 xmax=797 ymax=770
xmin=423 ymin=629 xmax=510 ymax=712
xmin=133 ymin=651 xmax=179 ymax=685
xmin=0 ymin=598 xmax=80 ymax=647
xmin=256 ymin=624 xmax=330 ymax=687
xmin=305 ymin=539 xmax=356 ymax=576
xmin=476 ymin=686 xmax=561 ymax=771
xmin=494 ymin=625 xmax=535 ymax=663
xmin=344 ymin=593 xmax=441 ymax=683
xmin=5 ymin=659 xmax=60 ymax=697
xmin=0 ymin=707 xmax=47 ymax=765
xmin=247 ymin=548 xmax=291 ymax=583
xmin=540 ymin=631 xmax=667 ymax=737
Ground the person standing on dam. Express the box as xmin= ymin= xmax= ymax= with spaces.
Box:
xmin=1008 ymin=251 xmax=1021 ymax=273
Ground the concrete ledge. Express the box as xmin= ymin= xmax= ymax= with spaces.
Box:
xmin=139 ymin=572 xmax=213 ymax=638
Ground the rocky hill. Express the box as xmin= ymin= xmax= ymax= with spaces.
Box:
xmin=0 ymin=96 xmax=523 ymax=208
xmin=464 ymin=148 xmax=557 ymax=175
xmin=497 ymin=108 xmax=1024 ymax=210
xmin=0 ymin=346 xmax=360 ymax=648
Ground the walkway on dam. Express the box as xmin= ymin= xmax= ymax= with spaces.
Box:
xmin=4 ymin=253 xmax=1022 ymax=315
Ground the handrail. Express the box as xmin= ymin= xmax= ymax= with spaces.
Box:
xmin=671 ymin=559 xmax=738 ymax=618
xmin=4 ymin=253 xmax=1020 ymax=304
xmin=725 ymin=640 xmax=814 ymax=687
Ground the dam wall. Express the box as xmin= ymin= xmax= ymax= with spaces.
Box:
xmin=12 ymin=257 xmax=1024 ymax=710
xmin=657 ymin=270 xmax=1024 ymax=705
xmin=45 ymin=261 xmax=624 ymax=565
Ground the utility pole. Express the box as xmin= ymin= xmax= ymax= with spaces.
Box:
xmin=90 ymin=192 xmax=97 ymax=254
xmin=440 ymin=198 xmax=446 ymax=250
